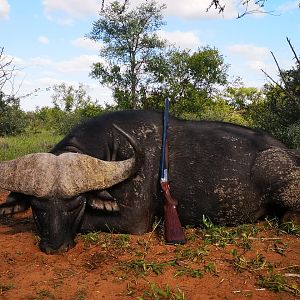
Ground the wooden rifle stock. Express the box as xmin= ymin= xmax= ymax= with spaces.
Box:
xmin=160 ymin=98 xmax=186 ymax=244
xmin=161 ymin=181 xmax=186 ymax=244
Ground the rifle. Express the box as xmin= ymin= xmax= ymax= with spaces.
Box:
xmin=160 ymin=98 xmax=186 ymax=244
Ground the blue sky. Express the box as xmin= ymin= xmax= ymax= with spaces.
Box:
xmin=0 ymin=0 xmax=299 ymax=110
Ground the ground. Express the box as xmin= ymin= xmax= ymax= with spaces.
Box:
xmin=0 ymin=191 xmax=299 ymax=300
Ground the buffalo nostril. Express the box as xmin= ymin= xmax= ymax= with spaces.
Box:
xmin=39 ymin=240 xmax=76 ymax=254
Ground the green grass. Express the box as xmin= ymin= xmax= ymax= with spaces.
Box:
xmin=138 ymin=283 xmax=186 ymax=300
xmin=80 ymin=232 xmax=100 ymax=248
xmin=120 ymin=259 xmax=177 ymax=276
xmin=257 ymin=272 xmax=300 ymax=296
xmin=265 ymin=218 xmax=300 ymax=236
xmin=231 ymin=250 xmax=268 ymax=273
xmin=200 ymin=215 xmax=260 ymax=249
xmin=0 ymin=131 xmax=62 ymax=161
xmin=28 ymin=289 xmax=56 ymax=300
xmin=0 ymin=283 xmax=15 ymax=292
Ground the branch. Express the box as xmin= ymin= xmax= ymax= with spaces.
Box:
xmin=286 ymin=37 xmax=300 ymax=65
xmin=261 ymin=68 xmax=300 ymax=109
xmin=0 ymin=47 xmax=15 ymax=92
xmin=269 ymin=50 xmax=300 ymax=111
xmin=237 ymin=9 xmax=276 ymax=19
xmin=270 ymin=51 xmax=289 ymax=88
xmin=206 ymin=0 xmax=225 ymax=14
xmin=208 ymin=0 xmax=280 ymax=18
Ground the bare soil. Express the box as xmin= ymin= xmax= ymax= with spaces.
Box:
xmin=0 ymin=191 xmax=299 ymax=300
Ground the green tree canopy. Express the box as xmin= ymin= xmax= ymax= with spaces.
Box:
xmin=248 ymin=61 xmax=300 ymax=147
xmin=0 ymin=92 xmax=27 ymax=136
xmin=145 ymin=47 xmax=229 ymax=117
xmin=52 ymin=83 xmax=95 ymax=112
xmin=0 ymin=47 xmax=27 ymax=136
xmin=31 ymin=83 xmax=105 ymax=135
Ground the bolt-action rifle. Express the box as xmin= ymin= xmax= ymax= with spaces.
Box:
xmin=160 ymin=98 xmax=186 ymax=244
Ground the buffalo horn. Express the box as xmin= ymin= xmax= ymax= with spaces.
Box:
xmin=0 ymin=152 xmax=136 ymax=199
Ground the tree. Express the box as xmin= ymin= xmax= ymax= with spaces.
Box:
xmin=0 ymin=47 xmax=27 ymax=136
xmin=52 ymin=82 xmax=95 ymax=112
xmin=0 ymin=47 xmax=15 ymax=93
xmin=145 ymin=47 xmax=229 ymax=117
xmin=88 ymin=0 xmax=167 ymax=109
xmin=0 ymin=91 xmax=27 ymax=136
xmin=249 ymin=39 xmax=300 ymax=147
xmin=247 ymin=61 xmax=300 ymax=147
xmin=224 ymin=86 xmax=264 ymax=125
xmin=41 ymin=83 xmax=104 ymax=134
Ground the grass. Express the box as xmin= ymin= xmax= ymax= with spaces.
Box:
xmin=0 ymin=283 xmax=15 ymax=292
xmin=0 ymin=220 xmax=298 ymax=299
xmin=175 ymin=245 xmax=209 ymax=262
xmin=80 ymin=232 xmax=100 ymax=248
xmin=120 ymin=259 xmax=177 ymax=276
xmin=200 ymin=215 xmax=260 ymax=249
xmin=28 ymin=289 xmax=56 ymax=300
xmin=257 ymin=272 xmax=300 ymax=296
xmin=0 ymin=131 xmax=62 ymax=160
xmin=138 ymin=283 xmax=186 ymax=300
xmin=231 ymin=250 xmax=268 ymax=273
xmin=265 ymin=217 xmax=300 ymax=236
xmin=75 ymin=289 xmax=87 ymax=300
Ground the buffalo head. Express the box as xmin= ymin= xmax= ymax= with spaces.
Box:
xmin=0 ymin=125 xmax=143 ymax=254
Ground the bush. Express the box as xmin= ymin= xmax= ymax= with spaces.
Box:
xmin=0 ymin=93 xmax=28 ymax=136
xmin=31 ymin=104 xmax=104 ymax=135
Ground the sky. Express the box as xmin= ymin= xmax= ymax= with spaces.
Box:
xmin=0 ymin=0 xmax=299 ymax=111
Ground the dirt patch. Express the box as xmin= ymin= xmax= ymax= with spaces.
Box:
xmin=0 ymin=192 xmax=299 ymax=300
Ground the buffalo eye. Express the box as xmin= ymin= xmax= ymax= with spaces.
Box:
xmin=65 ymin=196 xmax=86 ymax=212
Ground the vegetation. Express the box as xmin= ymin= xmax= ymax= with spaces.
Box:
xmin=74 ymin=219 xmax=300 ymax=298
xmin=0 ymin=3 xmax=300 ymax=152
xmin=88 ymin=0 xmax=167 ymax=109
xmin=139 ymin=283 xmax=186 ymax=300
xmin=0 ymin=131 xmax=62 ymax=161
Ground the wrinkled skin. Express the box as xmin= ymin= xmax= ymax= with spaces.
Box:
xmin=1 ymin=110 xmax=300 ymax=254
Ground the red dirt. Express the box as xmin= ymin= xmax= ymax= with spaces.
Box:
xmin=0 ymin=191 xmax=299 ymax=300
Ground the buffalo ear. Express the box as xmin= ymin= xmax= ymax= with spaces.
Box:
xmin=0 ymin=192 xmax=30 ymax=215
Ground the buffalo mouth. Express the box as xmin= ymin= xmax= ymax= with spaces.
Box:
xmin=39 ymin=240 xmax=76 ymax=255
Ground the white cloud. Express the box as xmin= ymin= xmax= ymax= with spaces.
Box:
xmin=279 ymin=1 xmax=299 ymax=12
xmin=30 ymin=57 xmax=52 ymax=66
xmin=0 ymin=0 xmax=10 ymax=20
xmin=129 ymin=0 xmax=249 ymax=20
xmin=43 ymin=0 xmax=99 ymax=20
xmin=38 ymin=77 xmax=74 ymax=87
xmin=163 ymin=0 xmax=236 ymax=19
xmin=228 ymin=44 xmax=269 ymax=60
xmin=246 ymin=60 xmax=267 ymax=71
xmin=45 ymin=13 xmax=74 ymax=26
xmin=5 ymin=54 xmax=53 ymax=69
xmin=2 ymin=54 xmax=25 ymax=67
xmin=71 ymin=37 xmax=103 ymax=52
xmin=38 ymin=36 xmax=50 ymax=44
xmin=42 ymin=0 xmax=262 ymax=22
xmin=55 ymin=55 xmax=100 ymax=73
xmin=226 ymin=44 xmax=275 ymax=88
xmin=158 ymin=30 xmax=201 ymax=49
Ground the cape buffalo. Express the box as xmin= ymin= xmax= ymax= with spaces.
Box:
xmin=0 ymin=110 xmax=299 ymax=254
